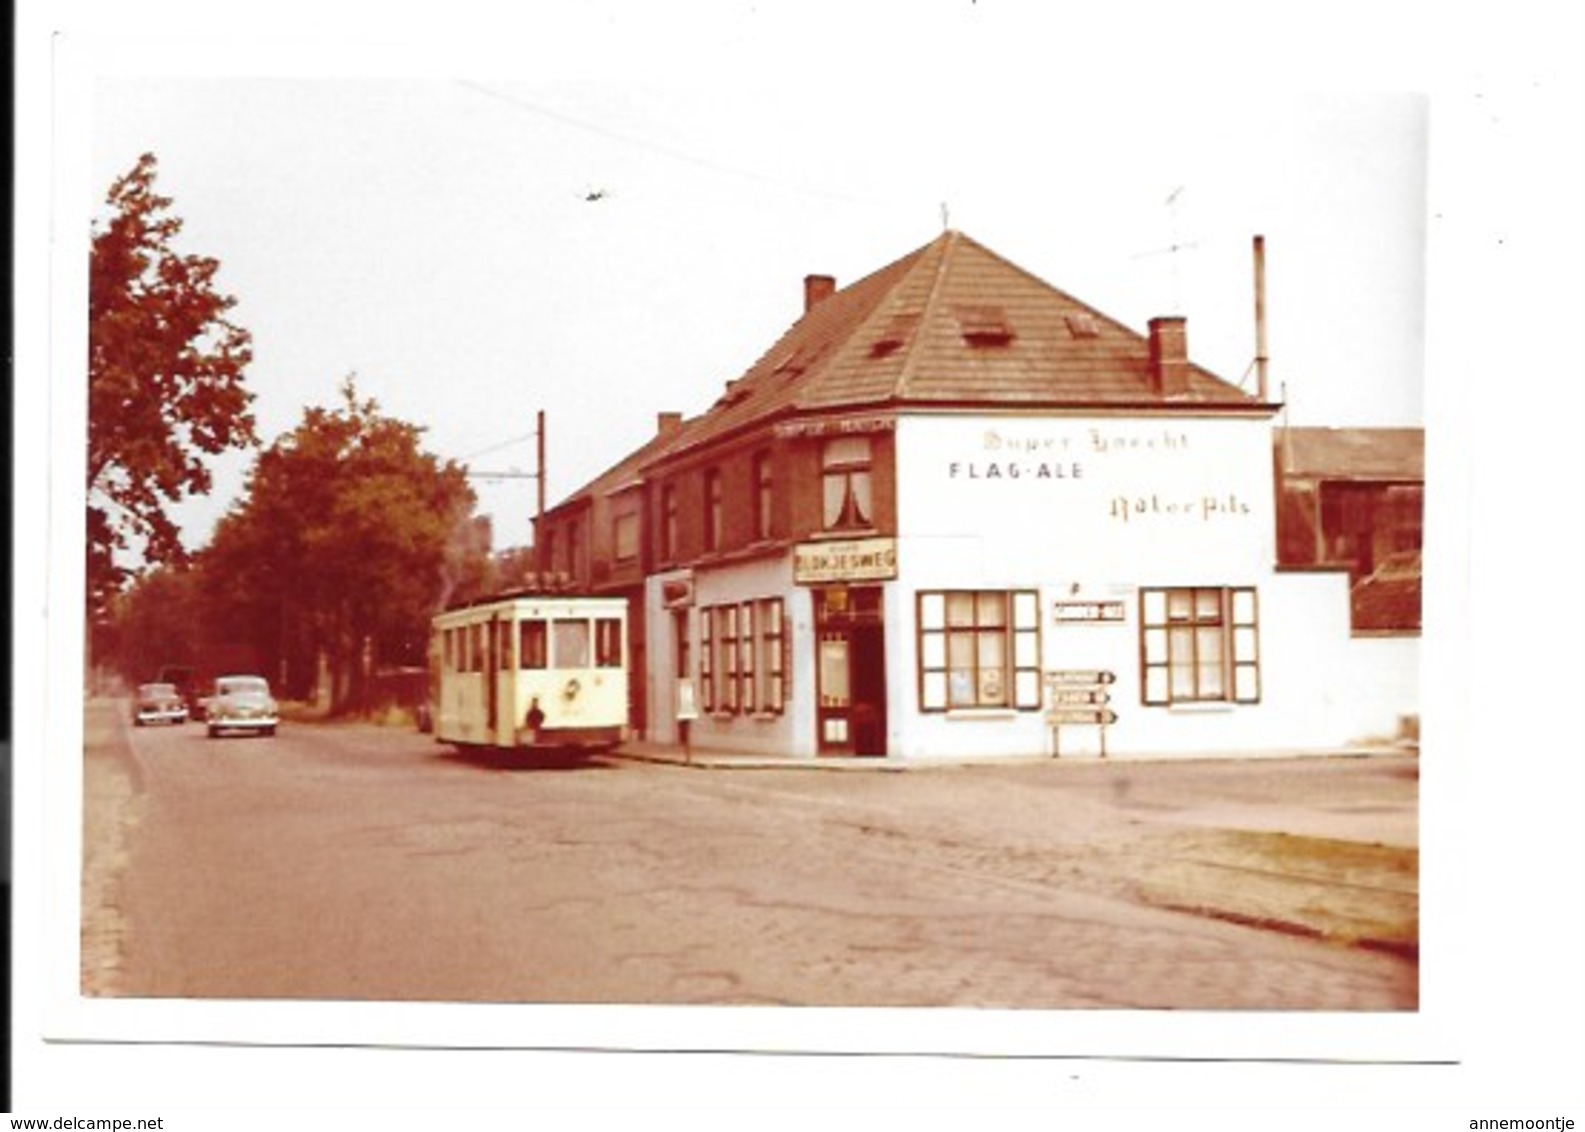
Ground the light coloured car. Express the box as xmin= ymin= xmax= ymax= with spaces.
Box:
xmin=133 ymin=682 xmax=188 ymax=727
xmin=205 ymin=674 xmax=279 ymax=738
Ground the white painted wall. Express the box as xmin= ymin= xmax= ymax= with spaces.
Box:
xmin=641 ymin=412 xmax=1418 ymax=761
xmin=646 ymin=556 xmax=816 ymax=757
xmin=887 ymin=413 xmax=1419 ymax=759
xmin=897 ymin=413 xmax=1277 ymax=585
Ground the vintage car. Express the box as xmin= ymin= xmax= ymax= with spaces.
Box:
xmin=205 ymin=674 xmax=279 ymax=738
xmin=133 ymin=682 xmax=188 ymax=727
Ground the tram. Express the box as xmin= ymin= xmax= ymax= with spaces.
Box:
xmin=431 ymin=591 xmax=630 ymax=756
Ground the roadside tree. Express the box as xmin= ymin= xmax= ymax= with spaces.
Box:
xmin=203 ymin=379 xmax=483 ymax=711
xmin=88 ymin=152 xmax=256 ymax=614
xmin=109 ymin=565 xmax=206 ymax=685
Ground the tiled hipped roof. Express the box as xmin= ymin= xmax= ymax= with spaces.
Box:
xmin=656 ymin=229 xmax=1264 ymax=459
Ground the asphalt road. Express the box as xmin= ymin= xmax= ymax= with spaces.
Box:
xmin=84 ymin=701 xmax=1418 ymax=1010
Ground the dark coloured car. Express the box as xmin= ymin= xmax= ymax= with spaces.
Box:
xmin=133 ymin=682 xmax=188 ymax=727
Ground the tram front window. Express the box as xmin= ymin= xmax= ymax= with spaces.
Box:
xmin=554 ymin=620 xmax=591 ymax=667
xmin=520 ymin=620 xmax=547 ymax=669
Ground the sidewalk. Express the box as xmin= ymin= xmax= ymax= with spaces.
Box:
xmin=608 ymin=736 xmax=1414 ymax=771
xmin=610 ymin=738 xmax=908 ymax=771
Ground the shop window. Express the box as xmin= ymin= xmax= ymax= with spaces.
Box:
xmin=917 ymin=590 xmax=1041 ymax=711
xmin=718 ymin=605 xmax=740 ymax=712
xmin=700 ymin=610 xmax=714 ymax=712
xmin=758 ymin=598 xmax=786 ymax=713
xmin=822 ymin=437 xmax=873 ymax=531
xmin=736 ymin=598 xmax=786 ymax=714
xmin=739 ymin=602 xmax=756 ymax=710
xmin=1139 ymin=587 xmax=1260 ymax=705
xmin=698 ymin=600 xmax=786 ymax=716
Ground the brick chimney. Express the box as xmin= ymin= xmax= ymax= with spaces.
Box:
xmin=657 ymin=411 xmax=683 ymax=436
xmin=804 ymin=274 xmax=836 ymax=313
xmin=1147 ymin=316 xmax=1190 ymax=396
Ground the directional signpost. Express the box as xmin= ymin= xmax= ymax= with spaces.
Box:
xmin=1045 ymin=670 xmax=1116 ymax=758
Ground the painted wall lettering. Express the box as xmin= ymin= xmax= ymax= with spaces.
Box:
xmin=948 ymin=461 xmax=1083 ymax=480
xmin=1108 ymin=494 xmax=1253 ymax=522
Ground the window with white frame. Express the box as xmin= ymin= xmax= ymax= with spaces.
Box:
xmin=718 ymin=604 xmax=740 ymax=712
xmin=822 ymin=437 xmax=873 ymax=531
xmin=698 ymin=599 xmax=788 ymax=716
xmin=917 ymin=590 xmax=1041 ymax=711
xmin=700 ymin=609 xmax=714 ymax=712
xmin=739 ymin=601 xmax=756 ymax=710
xmin=737 ymin=598 xmax=786 ymax=714
xmin=1139 ymin=587 xmax=1260 ymax=705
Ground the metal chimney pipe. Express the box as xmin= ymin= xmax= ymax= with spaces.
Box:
xmin=1253 ymin=235 xmax=1270 ymax=402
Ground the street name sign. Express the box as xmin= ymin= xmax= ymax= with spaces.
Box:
xmin=1047 ymin=708 xmax=1119 ymax=726
xmin=1046 ymin=669 xmax=1117 ymax=686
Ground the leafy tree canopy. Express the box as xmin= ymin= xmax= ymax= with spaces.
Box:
xmin=88 ymin=152 xmax=256 ymax=608
xmin=204 ymin=378 xmax=484 ymax=711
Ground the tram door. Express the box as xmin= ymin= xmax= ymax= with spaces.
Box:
xmin=815 ymin=586 xmax=886 ymax=756
xmin=486 ymin=613 xmax=500 ymax=737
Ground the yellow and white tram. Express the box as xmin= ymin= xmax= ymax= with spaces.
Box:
xmin=431 ymin=592 xmax=629 ymax=755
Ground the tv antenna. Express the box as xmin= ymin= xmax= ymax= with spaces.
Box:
xmin=1132 ymin=184 xmax=1199 ymax=312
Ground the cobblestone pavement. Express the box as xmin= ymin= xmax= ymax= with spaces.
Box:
xmin=83 ymin=701 xmax=1418 ymax=1011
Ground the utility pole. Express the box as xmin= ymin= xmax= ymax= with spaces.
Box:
xmin=535 ymin=408 xmax=547 ymax=578
xmin=465 ymin=410 xmax=547 ymax=569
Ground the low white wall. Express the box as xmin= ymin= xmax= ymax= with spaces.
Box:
xmin=885 ymin=569 xmax=1420 ymax=760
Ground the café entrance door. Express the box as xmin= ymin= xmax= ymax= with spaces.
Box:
xmin=815 ymin=586 xmax=886 ymax=756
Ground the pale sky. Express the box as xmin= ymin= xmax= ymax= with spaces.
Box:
xmin=83 ymin=54 xmax=1427 ymax=554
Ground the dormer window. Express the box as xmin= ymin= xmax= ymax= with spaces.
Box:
xmin=1064 ymin=312 xmax=1100 ymax=339
xmin=715 ymin=379 xmax=752 ymax=408
xmin=822 ymin=437 xmax=873 ymax=531
xmin=954 ymin=304 xmax=1014 ymax=347
xmin=869 ymin=311 xmax=921 ymax=358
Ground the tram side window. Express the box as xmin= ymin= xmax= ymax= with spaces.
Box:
xmin=554 ymin=619 xmax=591 ymax=668
xmin=595 ymin=618 xmax=623 ymax=668
xmin=471 ymin=624 xmax=485 ymax=672
xmin=520 ymin=620 xmax=548 ymax=670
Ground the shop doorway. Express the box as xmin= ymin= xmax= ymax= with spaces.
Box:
xmin=815 ymin=586 xmax=887 ymax=756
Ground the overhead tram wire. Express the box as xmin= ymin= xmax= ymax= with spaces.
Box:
xmin=453 ymin=80 xmax=892 ymax=212
xmin=460 ymin=431 xmax=539 ymax=464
